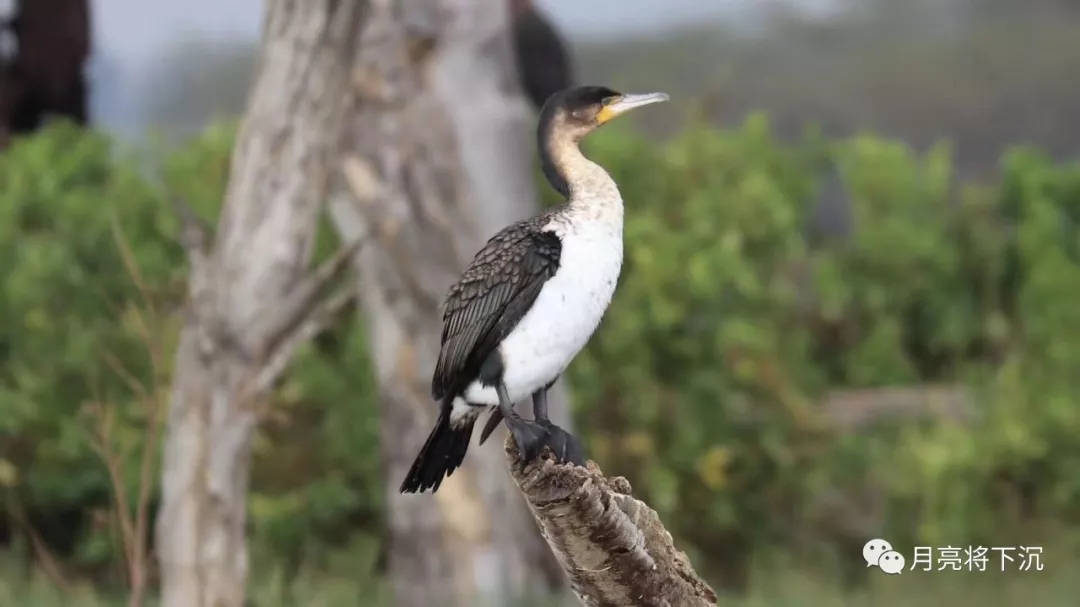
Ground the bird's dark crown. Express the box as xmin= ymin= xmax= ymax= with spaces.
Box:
xmin=539 ymin=85 xmax=623 ymax=132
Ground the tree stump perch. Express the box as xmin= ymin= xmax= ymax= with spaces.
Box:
xmin=505 ymin=436 xmax=718 ymax=607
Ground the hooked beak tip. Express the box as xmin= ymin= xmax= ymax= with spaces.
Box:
xmin=616 ymin=92 xmax=670 ymax=108
xmin=598 ymin=92 xmax=669 ymax=123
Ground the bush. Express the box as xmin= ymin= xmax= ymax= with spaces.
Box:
xmin=0 ymin=122 xmax=381 ymax=586
xmin=575 ymin=117 xmax=1080 ymax=583
xmin=2 ymin=116 xmax=1079 ymax=593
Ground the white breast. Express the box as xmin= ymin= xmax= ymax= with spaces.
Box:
xmin=461 ymin=207 xmax=623 ymax=408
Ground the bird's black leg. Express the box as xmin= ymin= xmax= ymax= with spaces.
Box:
xmin=486 ymin=383 xmax=585 ymax=467
xmin=479 ymin=384 xmax=551 ymax=446
xmin=530 ymin=387 xmax=584 ymax=466
xmin=498 ymin=382 xmax=546 ymax=465
xmin=531 ymin=387 xmax=549 ymax=421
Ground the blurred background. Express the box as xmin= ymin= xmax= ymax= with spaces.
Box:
xmin=2 ymin=0 xmax=1080 ymax=605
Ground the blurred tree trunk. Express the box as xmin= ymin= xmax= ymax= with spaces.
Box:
xmin=0 ymin=66 xmax=12 ymax=148
xmin=327 ymin=0 xmax=571 ymax=605
xmin=3 ymin=0 xmax=90 ymax=135
xmin=155 ymin=2 xmax=365 ymax=606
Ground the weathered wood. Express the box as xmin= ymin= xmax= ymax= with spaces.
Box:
xmin=506 ymin=437 xmax=718 ymax=607
xmin=327 ymin=0 xmax=570 ymax=604
xmin=155 ymin=3 xmax=366 ymax=606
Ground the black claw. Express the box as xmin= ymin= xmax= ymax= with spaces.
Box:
xmin=540 ymin=420 xmax=585 ymax=466
xmin=503 ymin=415 xmax=584 ymax=467
xmin=505 ymin=414 xmax=543 ymax=464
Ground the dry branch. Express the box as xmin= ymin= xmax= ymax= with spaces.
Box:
xmin=821 ymin=384 xmax=973 ymax=431
xmin=155 ymin=3 xmax=370 ymax=605
xmin=168 ymin=195 xmax=211 ymax=297
xmin=6 ymin=501 xmax=72 ymax=595
xmin=245 ymin=288 xmax=358 ymax=400
xmin=251 ymin=235 xmax=366 ymax=361
xmin=505 ymin=437 xmax=718 ymax=607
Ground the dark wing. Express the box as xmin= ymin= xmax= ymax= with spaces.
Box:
xmin=431 ymin=225 xmax=562 ymax=400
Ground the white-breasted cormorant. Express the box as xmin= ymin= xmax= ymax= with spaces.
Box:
xmin=400 ymin=85 xmax=669 ymax=494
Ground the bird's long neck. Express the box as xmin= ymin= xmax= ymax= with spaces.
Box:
xmin=541 ymin=131 xmax=621 ymax=214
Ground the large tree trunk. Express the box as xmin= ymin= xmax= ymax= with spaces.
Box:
xmin=327 ymin=0 xmax=571 ymax=605
xmin=155 ymin=3 xmax=365 ymax=606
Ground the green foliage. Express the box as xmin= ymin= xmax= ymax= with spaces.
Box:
xmin=3 ymin=115 xmax=1080 ymax=598
xmin=0 ymin=122 xmax=380 ymax=586
xmin=572 ymin=118 xmax=1080 ymax=577
xmin=0 ymin=124 xmax=185 ymax=573
xmin=587 ymin=120 xmax=1080 ymax=573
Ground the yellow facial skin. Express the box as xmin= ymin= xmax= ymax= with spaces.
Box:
xmin=595 ymin=92 xmax=670 ymax=124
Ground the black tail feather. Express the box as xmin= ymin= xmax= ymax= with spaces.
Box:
xmin=478 ymin=407 xmax=504 ymax=445
xmin=399 ymin=401 xmax=476 ymax=494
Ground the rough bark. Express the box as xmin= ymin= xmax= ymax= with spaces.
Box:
xmin=155 ymin=3 xmax=365 ymax=606
xmin=506 ymin=437 xmax=718 ymax=607
xmin=326 ymin=0 xmax=569 ymax=605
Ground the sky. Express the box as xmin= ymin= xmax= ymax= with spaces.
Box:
xmin=89 ymin=0 xmax=843 ymax=69
xmin=0 ymin=0 xmax=844 ymax=134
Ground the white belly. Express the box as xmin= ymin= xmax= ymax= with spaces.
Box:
xmin=460 ymin=219 xmax=622 ymax=408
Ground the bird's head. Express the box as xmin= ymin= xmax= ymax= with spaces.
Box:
xmin=539 ymin=85 xmax=669 ymax=142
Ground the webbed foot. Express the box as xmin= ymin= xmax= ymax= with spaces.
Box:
xmin=503 ymin=415 xmax=584 ymax=467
